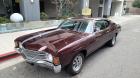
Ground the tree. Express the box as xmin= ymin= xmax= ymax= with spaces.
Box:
xmin=2 ymin=0 xmax=13 ymax=17
xmin=132 ymin=0 xmax=140 ymax=8
xmin=50 ymin=0 xmax=79 ymax=18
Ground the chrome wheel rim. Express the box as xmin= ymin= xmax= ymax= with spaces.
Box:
xmin=112 ymin=36 xmax=116 ymax=45
xmin=72 ymin=55 xmax=83 ymax=72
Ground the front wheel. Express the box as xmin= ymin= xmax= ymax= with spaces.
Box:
xmin=67 ymin=53 xmax=84 ymax=75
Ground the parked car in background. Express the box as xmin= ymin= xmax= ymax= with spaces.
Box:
xmin=15 ymin=17 xmax=121 ymax=75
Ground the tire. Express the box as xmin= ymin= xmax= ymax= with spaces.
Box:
xmin=67 ymin=53 xmax=85 ymax=75
xmin=26 ymin=62 xmax=34 ymax=66
xmin=107 ymin=35 xmax=117 ymax=47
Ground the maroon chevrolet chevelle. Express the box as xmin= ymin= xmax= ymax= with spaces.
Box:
xmin=15 ymin=17 xmax=121 ymax=75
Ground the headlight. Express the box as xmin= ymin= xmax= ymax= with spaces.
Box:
xmin=45 ymin=53 xmax=53 ymax=62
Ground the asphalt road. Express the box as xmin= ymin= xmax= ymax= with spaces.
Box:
xmin=0 ymin=16 xmax=140 ymax=78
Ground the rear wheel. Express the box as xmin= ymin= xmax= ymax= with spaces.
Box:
xmin=107 ymin=35 xmax=117 ymax=47
xmin=67 ymin=53 xmax=84 ymax=75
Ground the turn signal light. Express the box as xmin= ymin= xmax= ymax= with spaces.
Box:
xmin=53 ymin=57 xmax=60 ymax=65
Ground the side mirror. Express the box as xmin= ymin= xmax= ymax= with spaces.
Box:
xmin=94 ymin=28 xmax=97 ymax=32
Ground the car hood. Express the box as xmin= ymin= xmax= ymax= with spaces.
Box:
xmin=21 ymin=29 xmax=88 ymax=54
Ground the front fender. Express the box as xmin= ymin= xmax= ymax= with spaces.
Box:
xmin=58 ymin=45 xmax=86 ymax=67
xmin=57 ymin=34 xmax=93 ymax=67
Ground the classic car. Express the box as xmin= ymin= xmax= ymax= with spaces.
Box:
xmin=15 ymin=17 xmax=121 ymax=75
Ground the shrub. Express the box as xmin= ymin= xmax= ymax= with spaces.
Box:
xmin=133 ymin=0 xmax=140 ymax=8
xmin=40 ymin=12 xmax=48 ymax=21
xmin=59 ymin=16 xmax=69 ymax=19
xmin=0 ymin=17 xmax=10 ymax=24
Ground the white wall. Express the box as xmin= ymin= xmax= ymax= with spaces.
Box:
xmin=111 ymin=0 xmax=124 ymax=16
xmin=111 ymin=1 xmax=124 ymax=16
xmin=89 ymin=0 xmax=124 ymax=17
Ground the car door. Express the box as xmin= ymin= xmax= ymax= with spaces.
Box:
xmin=88 ymin=20 xmax=110 ymax=54
xmin=85 ymin=21 xmax=98 ymax=54
xmin=108 ymin=21 xmax=118 ymax=40
xmin=102 ymin=20 xmax=117 ymax=43
xmin=100 ymin=20 xmax=112 ymax=43
xmin=86 ymin=20 xmax=105 ymax=54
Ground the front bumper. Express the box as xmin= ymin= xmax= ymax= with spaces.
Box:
xmin=15 ymin=48 xmax=61 ymax=73
xmin=26 ymin=59 xmax=61 ymax=73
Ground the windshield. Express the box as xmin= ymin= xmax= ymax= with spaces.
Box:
xmin=59 ymin=20 xmax=93 ymax=33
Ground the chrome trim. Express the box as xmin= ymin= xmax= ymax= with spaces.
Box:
xmin=26 ymin=59 xmax=61 ymax=73
xmin=15 ymin=48 xmax=20 ymax=53
xmin=15 ymin=48 xmax=47 ymax=61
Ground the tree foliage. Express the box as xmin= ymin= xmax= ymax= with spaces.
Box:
xmin=133 ymin=0 xmax=140 ymax=8
xmin=50 ymin=0 xmax=79 ymax=18
xmin=0 ymin=17 xmax=10 ymax=24
xmin=40 ymin=12 xmax=48 ymax=20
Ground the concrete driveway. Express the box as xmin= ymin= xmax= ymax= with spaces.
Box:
xmin=0 ymin=15 xmax=140 ymax=78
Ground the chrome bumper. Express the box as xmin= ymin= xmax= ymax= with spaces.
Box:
xmin=26 ymin=59 xmax=61 ymax=73
xmin=15 ymin=48 xmax=61 ymax=73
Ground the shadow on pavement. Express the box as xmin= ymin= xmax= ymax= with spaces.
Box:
xmin=0 ymin=45 xmax=111 ymax=78
xmin=0 ymin=61 xmax=72 ymax=78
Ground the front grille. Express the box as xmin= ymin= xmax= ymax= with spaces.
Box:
xmin=19 ymin=48 xmax=46 ymax=60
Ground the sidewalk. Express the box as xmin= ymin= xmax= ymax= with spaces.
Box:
xmin=0 ymin=26 xmax=57 ymax=55
xmin=108 ymin=15 xmax=140 ymax=24
xmin=0 ymin=15 xmax=139 ymax=58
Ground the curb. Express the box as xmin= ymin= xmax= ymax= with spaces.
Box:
xmin=0 ymin=51 xmax=20 ymax=62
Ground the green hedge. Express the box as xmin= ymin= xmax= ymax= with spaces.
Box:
xmin=40 ymin=12 xmax=48 ymax=21
xmin=0 ymin=17 xmax=10 ymax=24
xmin=133 ymin=0 xmax=140 ymax=8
